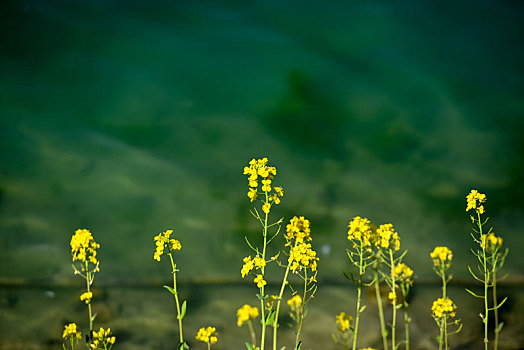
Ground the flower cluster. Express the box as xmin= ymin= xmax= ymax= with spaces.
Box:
xmin=240 ymin=255 xmax=266 ymax=278
xmin=237 ymin=304 xmax=259 ymax=327
xmin=480 ymin=233 xmax=503 ymax=252
xmin=196 ymin=326 xmax=218 ymax=344
xmin=285 ymin=216 xmax=312 ymax=245
xmin=70 ymin=229 xmax=100 ymax=266
xmin=376 ymin=223 xmax=400 ymax=251
xmin=287 ymin=295 xmax=302 ymax=312
xmin=466 ymin=189 xmax=486 ymax=214
xmin=335 ymin=311 xmax=353 ymax=332
xmin=62 ymin=323 xmax=81 ymax=340
xmin=243 ymin=158 xmax=282 ymax=213
xmin=79 ymin=291 xmax=93 ymax=304
xmin=393 ymin=263 xmax=414 ymax=282
xmin=153 ymin=229 xmax=181 ymax=261
xmin=430 ymin=246 xmax=453 ymax=271
xmin=431 ymin=297 xmax=457 ymax=319
xmin=347 ymin=216 xmax=374 ymax=247
xmin=289 ymin=242 xmax=319 ymax=273
xmin=90 ymin=327 xmax=116 ymax=349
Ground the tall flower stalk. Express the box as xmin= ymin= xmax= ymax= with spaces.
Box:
xmin=430 ymin=246 xmax=461 ymax=350
xmin=153 ymin=229 xmax=188 ymax=350
xmin=394 ymin=263 xmax=414 ymax=350
xmin=465 ymin=190 xmax=508 ymax=350
xmin=345 ymin=216 xmax=375 ymax=350
xmin=241 ymin=158 xmax=284 ymax=350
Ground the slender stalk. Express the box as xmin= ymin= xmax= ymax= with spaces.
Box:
xmin=493 ymin=268 xmax=500 ymax=350
xmin=404 ymin=306 xmax=410 ymax=350
xmin=294 ymin=269 xmax=308 ymax=349
xmin=444 ymin=317 xmax=448 ymax=350
xmin=273 ymin=259 xmax=292 ymax=350
xmin=248 ymin=319 xmax=257 ymax=348
xmin=168 ymin=253 xmax=184 ymax=344
xmin=389 ymin=249 xmax=397 ymax=350
xmin=352 ymin=245 xmax=364 ymax=350
xmin=478 ymin=212 xmax=489 ymax=350
xmin=85 ymin=261 xmax=93 ymax=333
xmin=260 ymin=191 xmax=269 ymax=350
xmin=374 ymin=270 xmax=388 ymax=350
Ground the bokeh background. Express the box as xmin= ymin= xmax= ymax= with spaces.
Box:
xmin=1 ymin=0 xmax=523 ymax=349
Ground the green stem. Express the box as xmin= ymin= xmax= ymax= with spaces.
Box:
xmin=85 ymin=261 xmax=93 ymax=334
xmin=168 ymin=253 xmax=184 ymax=344
xmin=248 ymin=319 xmax=257 ymax=348
xmin=260 ymin=191 xmax=269 ymax=350
xmin=444 ymin=317 xmax=448 ymax=350
xmin=389 ymin=249 xmax=397 ymax=350
xmin=478 ymin=212 xmax=489 ymax=350
xmin=374 ymin=270 xmax=388 ymax=350
xmin=352 ymin=245 xmax=364 ymax=350
xmin=403 ymin=301 xmax=410 ymax=350
xmin=273 ymin=259 xmax=292 ymax=350
xmin=294 ymin=269 xmax=308 ymax=349
xmin=493 ymin=269 xmax=500 ymax=350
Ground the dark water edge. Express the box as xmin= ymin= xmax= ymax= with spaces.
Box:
xmin=1 ymin=283 xmax=524 ymax=349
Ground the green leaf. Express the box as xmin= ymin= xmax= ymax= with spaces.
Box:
xmin=266 ymin=310 xmax=277 ymax=325
xmin=496 ymin=321 xmax=505 ymax=333
xmin=295 ymin=341 xmax=302 ymax=350
xmin=245 ymin=343 xmax=255 ymax=350
xmin=164 ymin=285 xmax=176 ymax=295
xmin=359 ymin=305 xmax=367 ymax=313
xmin=177 ymin=341 xmax=189 ymax=350
xmin=178 ymin=300 xmax=187 ymax=320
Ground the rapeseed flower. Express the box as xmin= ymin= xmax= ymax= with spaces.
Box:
xmin=480 ymin=233 xmax=503 ymax=252
xmin=466 ymin=189 xmax=486 ymax=214
xmin=376 ymin=223 xmax=400 ymax=251
xmin=153 ymin=229 xmax=181 ymax=261
xmin=288 ymin=242 xmax=319 ymax=273
xmin=79 ymin=291 xmax=92 ymax=304
xmin=70 ymin=229 xmax=100 ymax=266
xmin=431 ymin=297 xmax=457 ymax=319
xmin=347 ymin=216 xmax=374 ymax=247
xmin=285 ymin=216 xmax=312 ymax=244
xmin=254 ymin=274 xmax=267 ymax=288
xmin=237 ymin=304 xmax=259 ymax=327
xmin=196 ymin=326 xmax=218 ymax=344
xmin=241 ymin=256 xmax=255 ymax=278
xmin=430 ymin=246 xmax=453 ymax=266
xmin=62 ymin=323 xmax=81 ymax=340
xmin=335 ymin=312 xmax=353 ymax=332
xmin=287 ymin=295 xmax=302 ymax=311
xmin=90 ymin=327 xmax=116 ymax=349
xmin=393 ymin=263 xmax=414 ymax=282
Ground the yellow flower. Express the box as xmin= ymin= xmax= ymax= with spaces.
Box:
xmin=90 ymin=327 xmax=116 ymax=349
xmin=393 ymin=263 xmax=414 ymax=282
xmin=62 ymin=323 xmax=81 ymax=340
xmin=287 ymin=295 xmax=302 ymax=311
xmin=254 ymin=274 xmax=266 ymax=288
xmin=376 ymin=223 xmax=400 ymax=251
xmin=237 ymin=304 xmax=259 ymax=327
xmin=285 ymin=216 xmax=312 ymax=244
xmin=274 ymin=186 xmax=284 ymax=197
xmin=466 ymin=189 xmax=486 ymax=213
xmin=266 ymin=295 xmax=276 ymax=309
xmin=248 ymin=188 xmax=258 ymax=202
xmin=430 ymin=246 xmax=453 ymax=265
xmin=70 ymin=229 xmax=100 ymax=265
xmin=347 ymin=216 xmax=373 ymax=246
xmin=153 ymin=229 xmax=181 ymax=261
xmin=262 ymin=201 xmax=271 ymax=214
xmin=288 ymin=242 xmax=319 ymax=273
xmin=335 ymin=312 xmax=353 ymax=332
xmin=388 ymin=291 xmax=397 ymax=304
xmin=241 ymin=256 xmax=255 ymax=278
xmin=480 ymin=233 xmax=503 ymax=252
xmin=253 ymin=256 xmax=266 ymax=269
xmin=196 ymin=326 xmax=218 ymax=344
xmin=262 ymin=179 xmax=272 ymax=192
xmin=80 ymin=291 xmax=93 ymax=304
xmin=431 ymin=297 xmax=457 ymax=319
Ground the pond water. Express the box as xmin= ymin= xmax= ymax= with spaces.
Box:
xmin=1 ymin=0 xmax=523 ymax=348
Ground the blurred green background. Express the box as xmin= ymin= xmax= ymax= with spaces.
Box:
xmin=1 ymin=0 xmax=523 ymax=349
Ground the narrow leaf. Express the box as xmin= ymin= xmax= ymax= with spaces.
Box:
xmin=163 ymin=285 xmax=176 ymax=295
xmin=245 ymin=342 xmax=255 ymax=350
xmin=178 ymin=300 xmax=187 ymax=320
xmin=465 ymin=288 xmax=483 ymax=298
